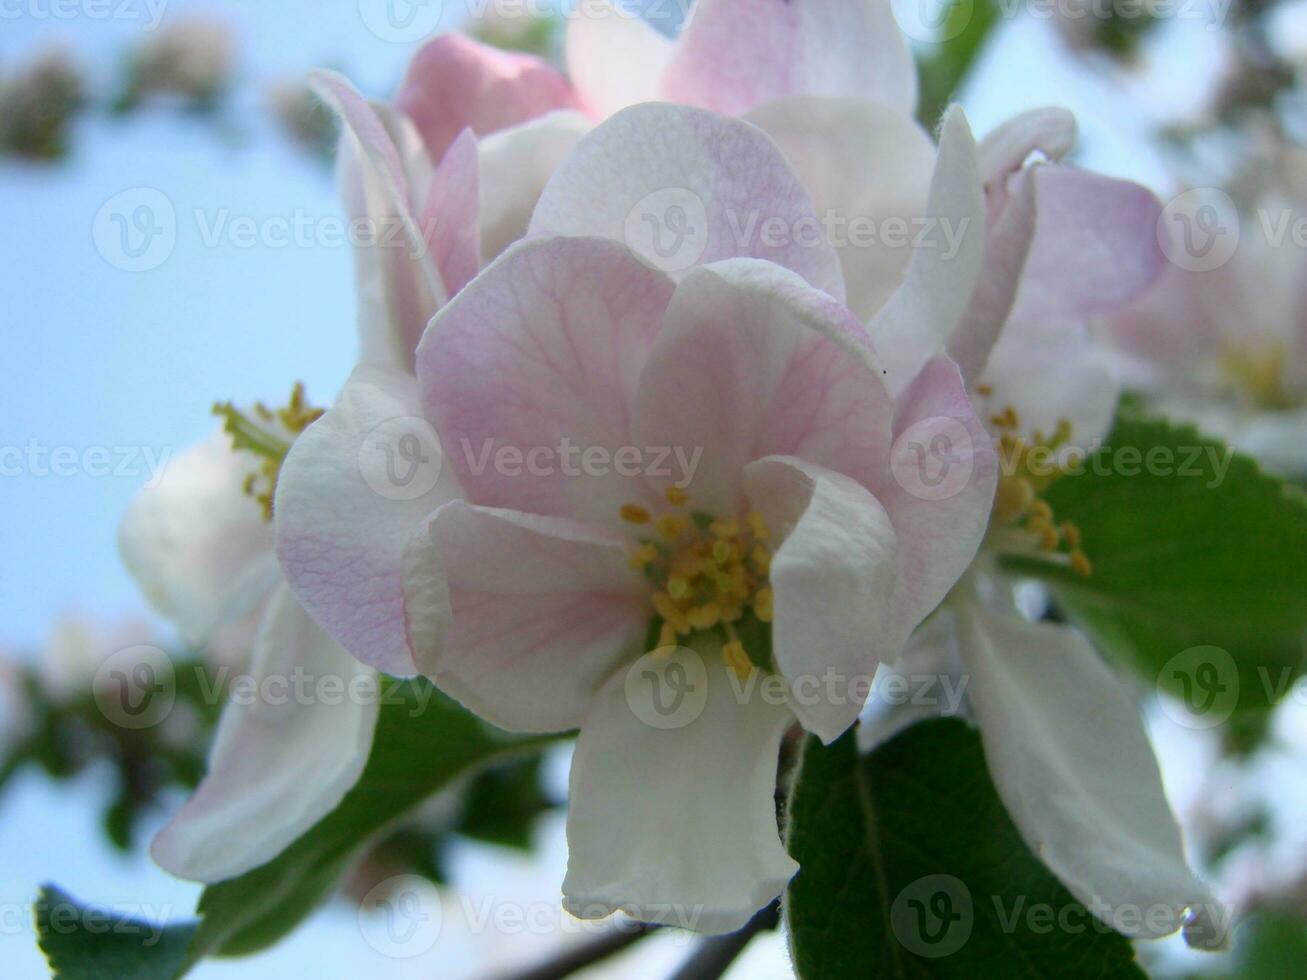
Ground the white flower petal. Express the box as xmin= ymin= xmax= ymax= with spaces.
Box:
xmin=956 ymin=598 xmax=1215 ymax=938
xmin=744 ymin=455 xmax=897 ymax=743
xmin=566 ymin=0 xmax=673 ymax=117
xmin=119 ymin=433 xmax=276 ymax=667
xmin=563 ymin=651 xmax=798 ymax=933
xmin=662 ymin=0 xmax=917 ymax=117
xmin=275 ymin=364 xmax=461 ymax=677
xmin=746 ymin=96 xmax=937 ymax=323
xmin=408 ymin=501 xmax=648 ymax=733
xmin=868 ymin=106 xmax=985 ymax=396
xmin=151 ymin=583 xmax=377 ymax=882
xmin=478 ymin=110 xmax=591 ymax=263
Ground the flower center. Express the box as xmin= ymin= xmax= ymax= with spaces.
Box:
xmin=213 ymin=381 xmax=323 ymax=520
xmin=1221 ymin=341 xmax=1295 ymax=411
xmin=620 ymin=487 xmax=774 ymax=678
xmin=980 ymin=392 xmax=1092 ymax=577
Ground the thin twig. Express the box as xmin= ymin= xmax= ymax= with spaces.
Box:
xmin=484 ymin=922 xmax=658 ymax=980
xmin=667 ymin=901 xmax=781 ymax=980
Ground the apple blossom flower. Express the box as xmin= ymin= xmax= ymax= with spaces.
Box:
xmin=1106 ymin=169 xmax=1307 ymax=475
xmin=119 ymin=386 xmax=377 ymax=882
xmin=277 ymin=0 xmax=1214 ymax=941
xmin=37 ymin=614 xmax=160 ymax=704
xmin=276 ymin=99 xmax=997 ymax=931
xmin=119 ymin=17 xmax=236 ymax=110
xmin=859 ymin=109 xmax=1220 ymax=943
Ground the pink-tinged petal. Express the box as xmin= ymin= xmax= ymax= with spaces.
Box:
xmin=868 ymin=106 xmax=985 ymax=396
xmin=957 ymin=599 xmax=1215 ymax=938
xmin=877 ymin=356 xmax=998 ymax=644
xmin=528 ymin=103 xmax=845 ymax=300
xmin=566 ymin=0 xmax=673 ymax=118
xmin=152 ymin=584 xmax=377 ymax=882
xmin=417 ymin=236 xmax=674 ymax=529
xmin=395 ymin=33 xmax=583 ymax=164
xmin=1106 ymin=264 xmax=1224 ymax=372
xmin=947 ymin=169 xmax=1040 ymax=385
xmin=421 ymin=127 xmax=480 ymax=298
xmin=1008 ymin=166 xmax=1166 ymax=325
xmin=632 ymin=260 xmax=894 ymax=516
xmin=744 ymin=456 xmax=897 ymax=742
xmin=316 ymin=70 xmax=444 ymax=371
xmin=978 ymin=315 xmax=1119 ymax=450
xmin=949 ymin=109 xmax=1078 ymax=381
xmin=275 ymin=364 xmax=461 ymax=677
xmin=479 ymin=110 xmax=591 ymax=263
xmin=119 ymin=433 xmax=277 ymax=666
xmin=746 ymin=96 xmax=937 ymax=324
xmin=564 ymin=649 xmax=798 ymax=933
xmin=977 ymin=107 xmax=1076 ymax=189
xmin=408 ymin=501 xmax=647 ymax=733
xmin=661 ymin=0 xmax=916 ymax=118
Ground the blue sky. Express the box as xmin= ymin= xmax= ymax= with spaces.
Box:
xmin=0 ymin=2 xmax=1195 ymax=976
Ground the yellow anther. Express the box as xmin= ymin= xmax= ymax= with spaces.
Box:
xmin=628 ymin=543 xmax=658 ymax=570
xmin=709 ymin=518 xmax=740 ymax=539
xmin=626 ymin=490 xmax=775 ymax=663
xmin=216 ymin=382 xmax=323 ymax=522
xmin=722 ymin=641 xmax=753 ymax=679
xmin=620 ymin=503 xmax=651 ymax=525
xmin=652 ymin=593 xmax=691 ymax=634
xmin=1069 ymin=550 xmax=1093 ymax=577
xmin=994 ymin=476 xmax=1036 ymax=524
xmin=1061 ymin=522 xmax=1081 ymax=549
xmin=976 ymin=383 xmax=994 ymax=397
xmin=672 ymin=552 xmax=705 ymax=578
xmin=1030 ymin=499 xmax=1053 ymax=523
xmin=687 ymin=602 xmax=721 ymax=630
xmin=656 ymin=512 xmax=689 ymax=541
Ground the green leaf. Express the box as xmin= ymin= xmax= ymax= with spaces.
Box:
xmin=1005 ymin=409 xmax=1307 ymax=715
xmin=456 ymin=755 xmax=557 ymax=851
xmin=916 ymin=0 xmax=999 ymax=128
xmin=36 ymin=885 xmax=198 ymax=980
xmin=186 ymin=678 xmax=554 ymax=963
xmin=785 ymin=719 xmax=1146 ymax=979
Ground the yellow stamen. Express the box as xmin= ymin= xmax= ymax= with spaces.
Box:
xmin=709 ymin=518 xmax=739 ymax=539
xmin=628 ymin=542 xmax=658 ymax=570
xmin=722 ymin=640 xmax=752 ymax=679
xmin=665 ymin=485 xmax=688 ymax=506
xmin=620 ymin=503 xmax=651 ymax=525
xmin=655 ymin=512 xmax=689 ymax=541
xmin=754 ymin=587 xmax=774 ymax=623
xmin=1069 ymin=550 xmax=1093 ymax=577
